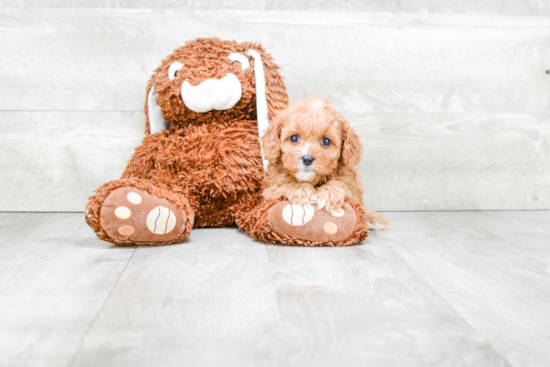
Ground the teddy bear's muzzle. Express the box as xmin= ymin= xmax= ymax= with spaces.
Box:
xmin=181 ymin=73 xmax=242 ymax=113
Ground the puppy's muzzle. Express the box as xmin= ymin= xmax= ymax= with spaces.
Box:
xmin=302 ymin=155 xmax=314 ymax=167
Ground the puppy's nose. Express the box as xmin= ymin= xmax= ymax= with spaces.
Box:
xmin=302 ymin=155 xmax=314 ymax=166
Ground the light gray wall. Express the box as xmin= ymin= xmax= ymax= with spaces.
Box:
xmin=2 ymin=0 xmax=550 ymax=16
xmin=0 ymin=7 xmax=549 ymax=211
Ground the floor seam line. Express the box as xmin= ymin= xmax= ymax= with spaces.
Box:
xmin=383 ymin=238 xmax=515 ymax=366
xmin=65 ymin=246 xmax=138 ymax=367
xmin=378 ymin=233 xmax=516 ymax=367
xmin=263 ymin=245 xmax=293 ymax=367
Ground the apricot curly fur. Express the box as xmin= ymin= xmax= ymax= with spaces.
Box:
xmin=262 ymin=96 xmax=388 ymax=231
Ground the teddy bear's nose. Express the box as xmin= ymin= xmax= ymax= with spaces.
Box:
xmin=302 ymin=155 xmax=314 ymax=166
xmin=197 ymin=80 xmax=217 ymax=98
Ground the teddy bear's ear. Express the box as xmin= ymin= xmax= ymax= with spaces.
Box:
xmin=144 ymin=77 xmax=168 ymax=135
xmin=246 ymin=44 xmax=289 ymax=121
xmin=246 ymin=44 xmax=289 ymax=170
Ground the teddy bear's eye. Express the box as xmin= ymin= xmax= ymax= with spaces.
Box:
xmin=290 ymin=135 xmax=300 ymax=143
xmin=228 ymin=53 xmax=250 ymax=70
xmin=321 ymin=137 xmax=331 ymax=146
xmin=168 ymin=62 xmax=184 ymax=81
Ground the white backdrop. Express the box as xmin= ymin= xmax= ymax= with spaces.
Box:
xmin=0 ymin=2 xmax=549 ymax=211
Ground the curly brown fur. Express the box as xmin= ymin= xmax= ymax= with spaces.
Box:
xmin=85 ymin=178 xmax=195 ymax=245
xmin=144 ymin=38 xmax=288 ymax=133
xmin=262 ymin=96 xmax=388 ymax=229
xmin=122 ymin=121 xmax=265 ymax=227
xmin=86 ymin=38 xmax=290 ymax=245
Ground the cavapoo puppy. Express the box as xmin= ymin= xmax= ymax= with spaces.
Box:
xmin=261 ymin=96 xmax=388 ymax=229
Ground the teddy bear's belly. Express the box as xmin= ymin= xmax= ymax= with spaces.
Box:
xmin=152 ymin=122 xmax=264 ymax=227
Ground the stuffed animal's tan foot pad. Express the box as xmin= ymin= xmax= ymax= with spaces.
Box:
xmin=99 ymin=187 xmax=186 ymax=243
xmin=268 ymin=202 xmax=357 ymax=243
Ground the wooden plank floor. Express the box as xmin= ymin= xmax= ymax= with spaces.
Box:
xmin=1 ymin=211 xmax=549 ymax=366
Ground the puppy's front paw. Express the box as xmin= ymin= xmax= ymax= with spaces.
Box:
xmin=286 ymin=184 xmax=317 ymax=205
xmin=316 ymin=187 xmax=346 ymax=211
xmin=365 ymin=210 xmax=389 ymax=230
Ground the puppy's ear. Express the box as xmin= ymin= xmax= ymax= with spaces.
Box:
xmin=261 ymin=111 xmax=285 ymax=165
xmin=340 ymin=116 xmax=363 ymax=167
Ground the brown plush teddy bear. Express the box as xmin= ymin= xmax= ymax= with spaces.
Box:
xmin=85 ymin=37 xmax=368 ymax=247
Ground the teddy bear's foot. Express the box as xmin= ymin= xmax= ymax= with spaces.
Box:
xmin=267 ymin=201 xmax=363 ymax=244
xmin=99 ymin=187 xmax=188 ymax=244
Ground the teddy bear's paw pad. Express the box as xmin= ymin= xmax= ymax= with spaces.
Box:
xmin=99 ymin=187 xmax=186 ymax=243
xmin=268 ymin=201 xmax=357 ymax=243
xmin=281 ymin=203 xmax=315 ymax=225
xmin=146 ymin=206 xmax=177 ymax=234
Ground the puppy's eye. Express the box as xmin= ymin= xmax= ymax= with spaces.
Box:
xmin=168 ymin=62 xmax=184 ymax=81
xmin=290 ymin=135 xmax=300 ymax=143
xmin=321 ymin=137 xmax=332 ymax=146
